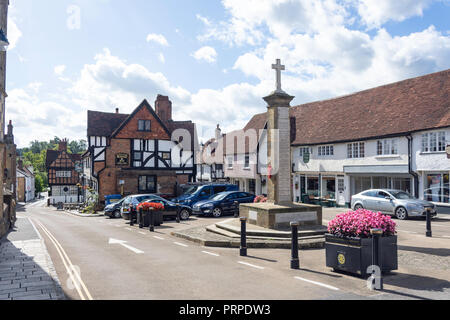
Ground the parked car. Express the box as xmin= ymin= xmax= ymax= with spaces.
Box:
xmin=139 ymin=198 xmax=192 ymax=221
xmin=172 ymin=183 xmax=239 ymax=207
xmin=120 ymin=194 xmax=165 ymax=221
xmin=104 ymin=198 xmax=126 ymax=218
xmin=351 ymin=189 xmax=437 ymax=220
xmin=192 ymin=191 xmax=256 ymax=217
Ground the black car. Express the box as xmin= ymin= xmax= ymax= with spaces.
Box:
xmin=120 ymin=194 xmax=165 ymax=221
xmin=192 ymin=191 xmax=256 ymax=217
xmin=104 ymin=198 xmax=126 ymax=218
xmin=140 ymin=198 xmax=192 ymax=221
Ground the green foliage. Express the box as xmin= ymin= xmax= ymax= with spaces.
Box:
xmin=17 ymin=137 xmax=87 ymax=190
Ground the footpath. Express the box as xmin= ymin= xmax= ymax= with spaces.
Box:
xmin=0 ymin=204 xmax=65 ymax=300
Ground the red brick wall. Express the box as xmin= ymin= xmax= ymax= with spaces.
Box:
xmin=107 ymin=139 xmax=131 ymax=168
xmin=114 ymin=106 xmax=170 ymax=140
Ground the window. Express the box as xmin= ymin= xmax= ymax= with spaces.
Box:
xmin=56 ymin=171 xmax=72 ymax=178
xmin=377 ymin=139 xmax=398 ymax=155
xmin=138 ymin=120 xmax=151 ymax=132
xmin=244 ymin=154 xmax=250 ymax=168
xmin=299 ymin=147 xmax=312 ymax=157
xmin=318 ymin=145 xmax=334 ymax=156
xmin=422 ymin=131 xmax=446 ymax=152
xmin=227 ymin=156 xmax=233 ymax=169
xmin=424 ymin=173 xmax=449 ymax=203
xmin=347 ymin=142 xmax=365 ymax=158
xmin=213 ymin=186 xmax=227 ymax=194
xmin=138 ymin=176 xmax=156 ymax=193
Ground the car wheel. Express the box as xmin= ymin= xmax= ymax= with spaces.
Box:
xmin=180 ymin=209 xmax=190 ymax=221
xmin=113 ymin=210 xmax=121 ymax=219
xmin=354 ymin=204 xmax=364 ymax=210
xmin=395 ymin=207 xmax=408 ymax=220
xmin=212 ymin=207 xmax=223 ymax=218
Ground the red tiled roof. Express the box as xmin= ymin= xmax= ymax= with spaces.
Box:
xmin=291 ymin=69 xmax=450 ymax=145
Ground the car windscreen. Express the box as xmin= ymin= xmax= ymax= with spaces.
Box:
xmin=391 ymin=191 xmax=415 ymax=200
xmin=183 ymin=186 xmax=201 ymax=195
xmin=209 ymin=193 xmax=229 ymax=201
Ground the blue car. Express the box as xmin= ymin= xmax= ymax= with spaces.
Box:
xmin=172 ymin=183 xmax=239 ymax=207
xmin=192 ymin=191 xmax=256 ymax=217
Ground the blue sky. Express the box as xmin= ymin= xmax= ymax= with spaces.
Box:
xmin=6 ymin=0 xmax=450 ymax=148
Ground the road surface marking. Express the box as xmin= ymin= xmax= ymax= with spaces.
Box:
xmin=108 ymin=238 xmax=144 ymax=254
xmin=153 ymin=236 xmax=165 ymax=240
xmin=202 ymin=251 xmax=220 ymax=257
xmin=174 ymin=242 xmax=189 ymax=247
xmin=34 ymin=219 xmax=93 ymax=300
xmin=139 ymin=232 xmax=147 ymax=235
xmin=238 ymin=261 xmax=265 ymax=270
xmin=442 ymin=236 xmax=450 ymax=238
xmin=294 ymin=276 xmax=340 ymax=291
xmin=125 ymin=227 xmax=132 ymax=231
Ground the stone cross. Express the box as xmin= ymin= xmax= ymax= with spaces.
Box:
xmin=272 ymin=59 xmax=285 ymax=93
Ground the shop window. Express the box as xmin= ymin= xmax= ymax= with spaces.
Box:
xmin=424 ymin=174 xmax=449 ymax=203
xmin=307 ymin=177 xmax=319 ymax=197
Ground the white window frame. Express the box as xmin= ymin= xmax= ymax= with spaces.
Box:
xmin=318 ymin=145 xmax=334 ymax=157
xmin=299 ymin=147 xmax=313 ymax=157
xmin=377 ymin=139 xmax=398 ymax=155
xmin=422 ymin=131 xmax=446 ymax=153
xmin=347 ymin=142 xmax=365 ymax=158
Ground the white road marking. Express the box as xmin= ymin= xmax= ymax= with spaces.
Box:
xmin=34 ymin=220 xmax=94 ymax=300
xmin=139 ymin=232 xmax=147 ymax=235
xmin=153 ymin=236 xmax=165 ymax=240
xmin=202 ymin=251 xmax=220 ymax=257
xmin=125 ymin=228 xmax=132 ymax=231
xmin=238 ymin=261 xmax=265 ymax=270
xmin=397 ymin=230 xmax=418 ymax=234
xmin=442 ymin=236 xmax=450 ymax=238
xmin=294 ymin=276 xmax=340 ymax=291
xmin=108 ymin=238 xmax=144 ymax=254
xmin=174 ymin=242 xmax=189 ymax=247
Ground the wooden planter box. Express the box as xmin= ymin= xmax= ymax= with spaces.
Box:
xmin=137 ymin=210 xmax=163 ymax=227
xmin=325 ymin=234 xmax=398 ymax=277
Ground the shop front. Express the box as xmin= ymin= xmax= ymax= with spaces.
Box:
xmin=421 ymin=172 xmax=450 ymax=205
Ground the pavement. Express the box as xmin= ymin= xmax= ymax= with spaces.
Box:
xmin=0 ymin=200 xmax=65 ymax=300
xmin=3 ymin=201 xmax=449 ymax=300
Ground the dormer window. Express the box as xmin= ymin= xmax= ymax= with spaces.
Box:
xmin=138 ymin=120 xmax=151 ymax=132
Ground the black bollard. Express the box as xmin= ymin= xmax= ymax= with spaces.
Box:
xmin=138 ymin=208 xmax=143 ymax=229
xmin=290 ymin=222 xmax=300 ymax=269
xmin=426 ymin=208 xmax=432 ymax=237
xmin=234 ymin=201 xmax=239 ymax=218
xmin=370 ymin=228 xmax=383 ymax=291
xmin=149 ymin=208 xmax=154 ymax=232
xmin=240 ymin=217 xmax=247 ymax=256
xmin=176 ymin=204 xmax=181 ymax=223
xmin=130 ymin=206 xmax=134 ymax=226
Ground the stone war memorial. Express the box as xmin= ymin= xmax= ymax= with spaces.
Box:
xmin=239 ymin=59 xmax=324 ymax=231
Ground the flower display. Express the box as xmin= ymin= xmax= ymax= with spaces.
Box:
xmin=137 ymin=202 xmax=164 ymax=211
xmin=254 ymin=195 xmax=268 ymax=203
xmin=327 ymin=209 xmax=396 ymax=238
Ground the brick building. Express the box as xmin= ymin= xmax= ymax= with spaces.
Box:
xmin=84 ymin=95 xmax=197 ymax=204
xmin=46 ymin=140 xmax=82 ymax=204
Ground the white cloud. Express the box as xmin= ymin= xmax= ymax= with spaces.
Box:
xmin=54 ymin=65 xmax=66 ymax=76
xmin=7 ymin=16 xmax=22 ymax=50
xmin=146 ymin=33 xmax=169 ymax=46
xmin=191 ymin=46 xmax=217 ymax=63
xmin=356 ymin=0 xmax=434 ymax=29
xmin=158 ymin=53 xmax=165 ymax=63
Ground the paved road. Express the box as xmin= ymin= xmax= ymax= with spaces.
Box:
xmin=18 ymin=201 xmax=450 ymax=300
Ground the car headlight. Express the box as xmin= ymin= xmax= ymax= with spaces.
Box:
xmin=202 ymin=203 xmax=214 ymax=208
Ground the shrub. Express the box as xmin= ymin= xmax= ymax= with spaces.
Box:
xmin=254 ymin=195 xmax=268 ymax=203
xmin=327 ymin=209 xmax=396 ymax=238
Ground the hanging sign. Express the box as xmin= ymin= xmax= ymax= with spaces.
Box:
xmin=116 ymin=153 xmax=129 ymax=166
xmin=303 ymin=151 xmax=310 ymax=164
xmin=446 ymin=145 xmax=450 ymax=159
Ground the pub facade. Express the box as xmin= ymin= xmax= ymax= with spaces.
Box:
xmin=84 ymin=95 xmax=197 ymax=205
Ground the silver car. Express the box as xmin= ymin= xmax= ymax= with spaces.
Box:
xmin=351 ymin=189 xmax=437 ymax=220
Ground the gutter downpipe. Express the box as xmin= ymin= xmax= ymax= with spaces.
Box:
xmin=407 ymin=134 xmax=419 ymax=198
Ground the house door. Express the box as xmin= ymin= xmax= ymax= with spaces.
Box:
xmin=337 ymin=178 xmax=345 ymax=206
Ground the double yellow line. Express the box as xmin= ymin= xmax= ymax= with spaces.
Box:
xmin=33 ymin=219 xmax=94 ymax=300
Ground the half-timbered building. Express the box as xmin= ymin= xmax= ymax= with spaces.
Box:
xmin=46 ymin=140 xmax=82 ymax=204
xmin=84 ymin=95 xmax=197 ymax=205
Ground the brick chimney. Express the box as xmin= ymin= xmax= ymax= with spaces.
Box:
xmin=215 ymin=124 xmax=221 ymax=141
xmin=58 ymin=139 xmax=68 ymax=152
xmin=155 ymin=95 xmax=172 ymax=123
xmin=7 ymin=120 xmax=12 ymax=136
xmin=115 ymin=108 xmax=119 ymax=114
